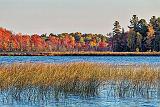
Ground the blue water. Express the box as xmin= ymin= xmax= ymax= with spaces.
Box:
xmin=0 ymin=56 xmax=160 ymax=64
xmin=0 ymin=56 xmax=160 ymax=107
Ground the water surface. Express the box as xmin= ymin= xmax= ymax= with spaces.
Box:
xmin=0 ymin=56 xmax=160 ymax=107
xmin=0 ymin=56 xmax=160 ymax=65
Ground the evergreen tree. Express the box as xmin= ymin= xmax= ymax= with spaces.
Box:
xmin=120 ymin=28 xmax=128 ymax=51
xmin=127 ymin=29 xmax=137 ymax=52
xmin=128 ymin=15 xmax=140 ymax=51
xmin=136 ymin=32 xmax=142 ymax=51
xmin=137 ymin=19 xmax=148 ymax=51
xmin=41 ymin=33 xmax=48 ymax=41
xmin=129 ymin=15 xmax=139 ymax=31
xmin=150 ymin=16 xmax=157 ymax=30
xmin=113 ymin=21 xmax=122 ymax=52
xmin=150 ymin=16 xmax=160 ymax=51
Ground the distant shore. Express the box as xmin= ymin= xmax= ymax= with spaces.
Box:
xmin=1 ymin=51 xmax=160 ymax=56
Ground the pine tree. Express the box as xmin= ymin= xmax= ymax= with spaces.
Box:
xmin=127 ymin=29 xmax=137 ymax=52
xmin=128 ymin=15 xmax=139 ymax=51
xmin=113 ymin=21 xmax=121 ymax=52
xmin=129 ymin=15 xmax=139 ymax=31
xmin=129 ymin=15 xmax=148 ymax=52
xmin=137 ymin=19 xmax=148 ymax=51
xmin=136 ymin=32 xmax=142 ymax=51
xmin=120 ymin=28 xmax=128 ymax=51
xmin=150 ymin=16 xmax=160 ymax=51
xmin=150 ymin=16 xmax=157 ymax=30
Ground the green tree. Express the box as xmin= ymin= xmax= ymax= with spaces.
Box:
xmin=136 ymin=32 xmax=142 ymax=51
xmin=150 ymin=16 xmax=157 ymax=30
xmin=127 ymin=29 xmax=137 ymax=52
xmin=119 ymin=28 xmax=128 ymax=51
xmin=41 ymin=33 xmax=48 ymax=41
xmin=149 ymin=16 xmax=160 ymax=51
xmin=137 ymin=19 xmax=148 ymax=51
xmin=112 ymin=21 xmax=122 ymax=52
xmin=129 ymin=16 xmax=148 ymax=52
xmin=128 ymin=15 xmax=140 ymax=52
xmin=129 ymin=15 xmax=139 ymax=31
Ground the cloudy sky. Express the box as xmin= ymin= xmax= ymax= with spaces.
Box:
xmin=0 ymin=0 xmax=159 ymax=35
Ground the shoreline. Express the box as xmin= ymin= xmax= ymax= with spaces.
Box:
xmin=1 ymin=51 xmax=160 ymax=56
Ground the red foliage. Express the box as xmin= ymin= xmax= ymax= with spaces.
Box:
xmin=0 ymin=27 xmax=110 ymax=52
xmin=48 ymin=36 xmax=59 ymax=45
xmin=98 ymin=41 xmax=107 ymax=48
xmin=11 ymin=35 xmax=19 ymax=50
xmin=31 ymin=34 xmax=46 ymax=51
xmin=22 ymin=35 xmax=31 ymax=51
xmin=0 ymin=28 xmax=12 ymax=50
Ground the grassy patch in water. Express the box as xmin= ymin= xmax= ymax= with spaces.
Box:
xmin=0 ymin=62 xmax=160 ymax=103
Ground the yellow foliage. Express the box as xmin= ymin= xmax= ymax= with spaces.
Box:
xmin=147 ymin=24 xmax=155 ymax=38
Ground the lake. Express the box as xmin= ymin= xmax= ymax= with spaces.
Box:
xmin=0 ymin=56 xmax=160 ymax=107
xmin=0 ymin=56 xmax=160 ymax=65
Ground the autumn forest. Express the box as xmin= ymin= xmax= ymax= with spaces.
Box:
xmin=0 ymin=15 xmax=160 ymax=52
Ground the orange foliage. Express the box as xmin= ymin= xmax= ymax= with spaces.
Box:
xmin=31 ymin=34 xmax=46 ymax=51
xmin=98 ymin=41 xmax=107 ymax=48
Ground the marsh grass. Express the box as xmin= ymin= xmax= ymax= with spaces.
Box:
xmin=2 ymin=51 xmax=160 ymax=56
xmin=0 ymin=62 xmax=160 ymax=104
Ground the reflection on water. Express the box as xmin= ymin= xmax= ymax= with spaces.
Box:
xmin=0 ymin=80 xmax=160 ymax=107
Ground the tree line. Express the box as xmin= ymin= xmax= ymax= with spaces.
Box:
xmin=0 ymin=15 xmax=160 ymax=52
xmin=113 ymin=15 xmax=160 ymax=52
xmin=0 ymin=29 xmax=109 ymax=52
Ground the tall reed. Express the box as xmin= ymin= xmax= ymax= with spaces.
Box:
xmin=0 ymin=62 xmax=159 ymax=103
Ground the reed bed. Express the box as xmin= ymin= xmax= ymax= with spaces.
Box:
xmin=0 ymin=62 xmax=160 ymax=104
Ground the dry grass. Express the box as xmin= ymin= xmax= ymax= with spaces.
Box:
xmin=0 ymin=62 xmax=160 ymax=102
xmin=0 ymin=63 xmax=160 ymax=89
xmin=1 ymin=51 xmax=160 ymax=56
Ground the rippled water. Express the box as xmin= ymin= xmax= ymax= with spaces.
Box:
xmin=0 ymin=56 xmax=160 ymax=64
xmin=0 ymin=56 xmax=160 ymax=107
xmin=0 ymin=83 xmax=159 ymax=107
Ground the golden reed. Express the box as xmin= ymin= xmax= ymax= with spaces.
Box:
xmin=0 ymin=63 xmax=159 ymax=89
xmin=0 ymin=62 xmax=160 ymax=100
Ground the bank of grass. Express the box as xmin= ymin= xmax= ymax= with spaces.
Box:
xmin=0 ymin=62 xmax=160 ymax=102
xmin=1 ymin=51 xmax=160 ymax=56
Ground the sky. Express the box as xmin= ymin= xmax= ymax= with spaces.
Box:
xmin=0 ymin=0 xmax=160 ymax=35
